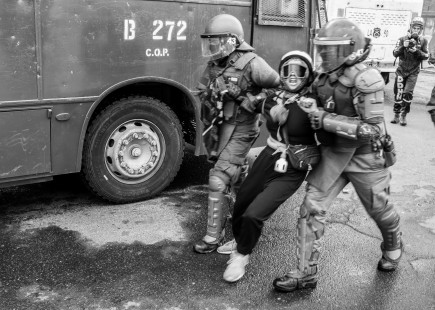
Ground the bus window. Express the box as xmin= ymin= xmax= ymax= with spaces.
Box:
xmin=258 ymin=0 xmax=306 ymax=27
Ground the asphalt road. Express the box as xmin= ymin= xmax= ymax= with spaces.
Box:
xmin=0 ymin=71 xmax=434 ymax=310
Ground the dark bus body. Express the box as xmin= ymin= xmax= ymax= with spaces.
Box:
xmin=0 ymin=0 xmax=321 ymax=202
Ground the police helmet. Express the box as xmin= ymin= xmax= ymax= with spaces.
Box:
xmin=313 ymin=18 xmax=371 ymax=72
xmin=201 ymin=14 xmax=253 ymax=60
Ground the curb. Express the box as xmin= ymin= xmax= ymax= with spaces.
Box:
xmin=421 ymin=68 xmax=435 ymax=74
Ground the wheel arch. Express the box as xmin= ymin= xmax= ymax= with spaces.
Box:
xmin=77 ymin=76 xmax=203 ymax=170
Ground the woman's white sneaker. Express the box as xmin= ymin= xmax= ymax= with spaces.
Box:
xmin=217 ymin=239 xmax=237 ymax=254
xmin=223 ymin=251 xmax=249 ymax=282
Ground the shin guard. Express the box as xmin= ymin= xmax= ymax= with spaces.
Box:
xmin=296 ymin=216 xmax=323 ymax=275
xmin=376 ymin=203 xmax=401 ymax=251
xmin=206 ymin=191 xmax=229 ymax=240
xmin=381 ymin=224 xmax=401 ymax=251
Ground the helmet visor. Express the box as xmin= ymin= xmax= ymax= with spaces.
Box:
xmin=201 ymin=35 xmax=237 ymax=59
xmin=313 ymin=42 xmax=354 ymax=72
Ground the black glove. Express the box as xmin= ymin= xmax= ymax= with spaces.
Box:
xmin=226 ymin=82 xmax=242 ymax=98
xmin=357 ymin=123 xmax=381 ymax=141
xmin=215 ymin=76 xmax=242 ymax=99
xmin=238 ymin=92 xmax=267 ymax=113
xmin=308 ymin=109 xmax=327 ymax=130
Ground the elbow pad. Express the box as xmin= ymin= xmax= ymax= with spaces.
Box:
xmin=354 ymin=68 xmax=385 ymax=124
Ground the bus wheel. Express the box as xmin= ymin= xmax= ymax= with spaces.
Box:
xmin=82 ymin=96 xmax=184 ymax=203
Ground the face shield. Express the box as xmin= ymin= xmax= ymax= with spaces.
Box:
xmin=313 ymin=38 xmax=356 ymax=72
xmin=201 ymin=34 xmax=237 ymax=60
xmin=280 ymin=58 xmax=309 ymax=92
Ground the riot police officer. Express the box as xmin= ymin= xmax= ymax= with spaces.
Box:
xmin=391 ymin=16 xmax=429 ymax=126
xmin=193 ymin=14 xmax=280 ymax=254
xmin=272 ymin=18 xmax=402 ymax=293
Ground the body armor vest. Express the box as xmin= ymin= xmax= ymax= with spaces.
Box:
xmin=206 ymin=52 xmax=260 ymax=124
xmin=315 ymin=72 xmax=363 ymax=148
xmin=200 ymin=52 xmax=259 ymax=161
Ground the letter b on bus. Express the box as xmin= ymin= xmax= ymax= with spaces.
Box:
xmin=124 ymin=19 xmax=136 ymax=40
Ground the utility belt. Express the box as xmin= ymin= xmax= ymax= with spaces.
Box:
xmin=354 ymin=143 xmax=374 ymax=155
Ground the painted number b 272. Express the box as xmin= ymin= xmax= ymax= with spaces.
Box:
xmin=124 ymin=19 xmax=187 ymax=41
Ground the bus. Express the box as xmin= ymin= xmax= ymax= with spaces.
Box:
xmin=0 ymin=0 xmax=324 ymax=203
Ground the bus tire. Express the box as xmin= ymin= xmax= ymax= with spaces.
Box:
xmin=82 ymin=96 xmax=184 ymax=203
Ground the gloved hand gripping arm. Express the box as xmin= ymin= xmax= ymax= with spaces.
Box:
xmin=298 ymin=97 xmax=380 ymax=141
xmin=238 ymin=92 xmax=268 ymax=113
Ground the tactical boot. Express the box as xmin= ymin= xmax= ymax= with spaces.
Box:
xmin=390 ymin=113 xmax=400 ymax=124
xmin=378 ymin=242 xmax=403 ymax=272
xmin=273 ymin=268 xmax=318 ymax=292
xmin=399 ymin=114 xmax=407 ymax=126
xmin=193 ymin=230 xmax=224 ymax=254
xmin=193 ymin=239 xmax=219 ymax=254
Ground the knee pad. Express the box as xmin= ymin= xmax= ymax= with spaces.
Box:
xmin=301 ymin=197 xmax=326 ymax=218
xmin=376 ymin=203 xmax=400 ymax=229
xmin=299 ymin=204 xmax=308 ymax=217
xmin=209 ymin=172 xmax=230 ymax=193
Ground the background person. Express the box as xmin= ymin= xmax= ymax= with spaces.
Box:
xmin=391 ymin=16 xmax=429 ymax=126
xmin=193 ymin=14 xmax=280 ymax=254
xmin=272 ymin=18 xmax=402 ymax=293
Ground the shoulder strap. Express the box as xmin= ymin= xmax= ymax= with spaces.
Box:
xmin=211 ymin=52 xmax=255 ymax=82
xmin=229 ymin=52 xmax=258 ymax=90
xmin=233 ymin=52 xmax=257 ymax=70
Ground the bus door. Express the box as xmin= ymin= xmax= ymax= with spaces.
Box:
xmin=0 ymin=1 xmax=51 ymax=181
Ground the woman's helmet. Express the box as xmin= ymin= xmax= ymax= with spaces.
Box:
xmin=278 ymin=50 xmax=314 ymax=92
xmin=409 ymin=16 xmax=424 ymax=36
xmin=313 ymin=18 xmax=370 ymax=72
xmin=200 ymin=14 xmax=253 ymax=60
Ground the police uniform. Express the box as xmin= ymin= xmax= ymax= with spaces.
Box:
xmin=194 ymin=14 xmax=280 ymax=254
xmin=273 ymin=18 xmax=403 ymax=293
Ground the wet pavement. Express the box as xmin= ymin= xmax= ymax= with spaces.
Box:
xmin=0 ymin=71 xmax=435 ymax=310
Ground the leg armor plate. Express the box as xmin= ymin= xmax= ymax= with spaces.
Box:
xmin=206 ymin=175 xmax=230 ymax=240
xmin=273 ymin=208 xmax=324 ymax=292
xmin=296 ymin=211 xmax=324 ymax=275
